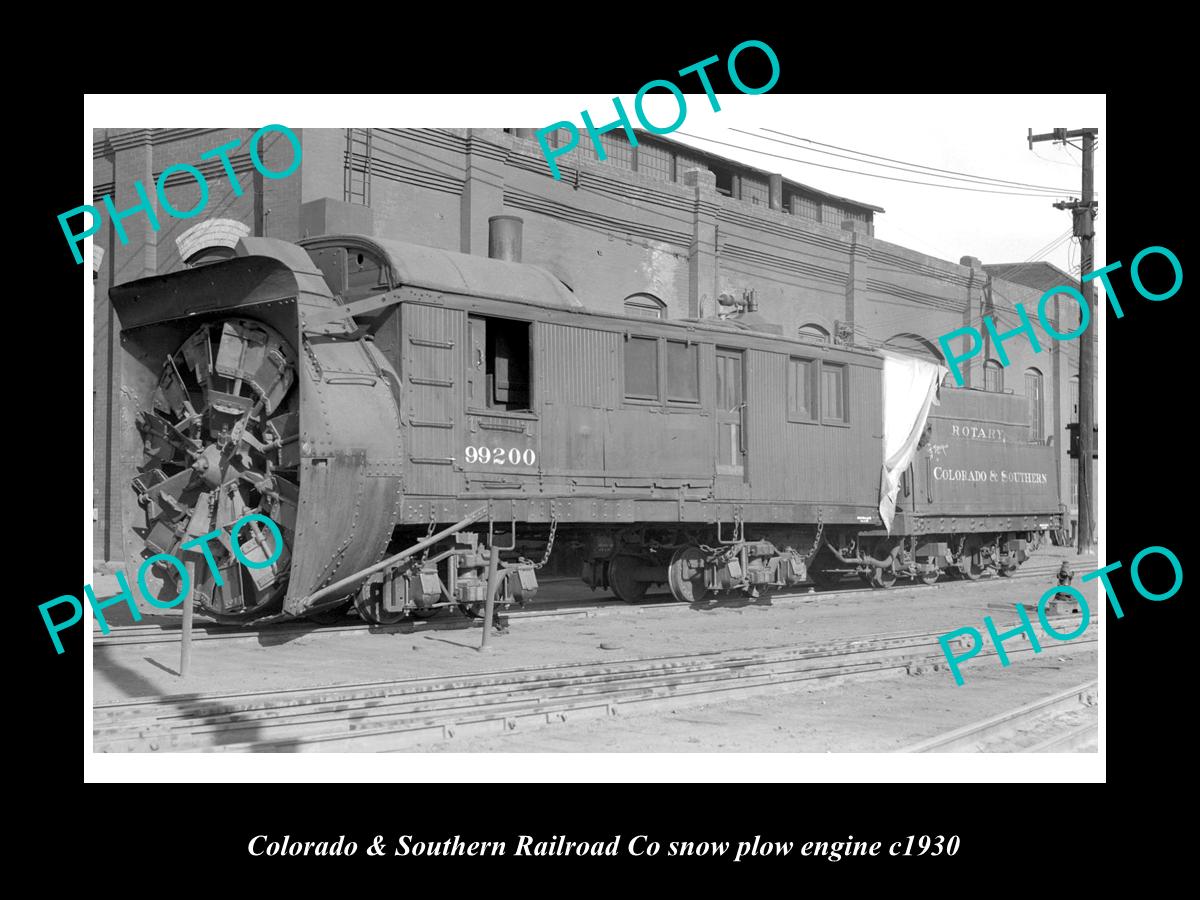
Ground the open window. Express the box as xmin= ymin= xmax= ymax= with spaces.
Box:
xmin=467 ymin=315 xmax=532 ymax=412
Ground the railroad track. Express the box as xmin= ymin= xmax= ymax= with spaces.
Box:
xmin=93 ymin=617 xmax=1097 ymax=753
xmin=901 ymin=680 xmax=1099 ymax=752
xmin=96 ymin=554 xmax=1095 ymax=649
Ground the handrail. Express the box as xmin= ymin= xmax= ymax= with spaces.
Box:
xmin=297 ymin=507 xmax=488 ymax=608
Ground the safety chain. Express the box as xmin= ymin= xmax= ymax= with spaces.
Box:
xmin=417 ymin=508 xmax=438 ymax=565
xmin=520 ymin=513 xmax=558 ymax=570
xmin=952 ymin=533 xmax=966 ymax=561
xmin=805 ymin=518 xmax=825 ymax=565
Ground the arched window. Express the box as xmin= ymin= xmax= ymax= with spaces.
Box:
xmin=1024 ymin=368 xmax=1044 ymax=442
xmin=882 ymin=332 xmax=942 ymax=363
xmin=797 ymin=323 xmax=830 ymax=343
xmin=984 ymin=360 xmax=1004 ymax=393
xmin=624 ymin=293 xmax=666 ymax=319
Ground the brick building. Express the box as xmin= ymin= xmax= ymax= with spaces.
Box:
xmin=91 ymin=127 xmax=1089 ymax=560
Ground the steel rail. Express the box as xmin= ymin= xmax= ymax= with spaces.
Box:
xmin=900 ymin=680 xmax=1098 ymax=753
xmin=93 ymin=623 xmax=1098 ymax=753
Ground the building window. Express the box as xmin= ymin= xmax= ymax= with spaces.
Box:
xmin=1025 ymin=368 xmax=1045 ymax=442
xmin=787 ymin=358 xmax=818 ymax=422
xmin=666 ymin=341 xmax=700 ymax=403
xmin=984 ymin=360 xmax=1004 ymax=393
xmin=624 ymin=336 xmax=659 ymax=400
xmin=637 ymin=141 xmax=672 ymax=181
xmin=792 ymin=194 xmax=820 ymax=222
xmin=592 ymin=131 xmax=634 ymax=169
xmin=624 ymin=293 xmax=666 ymax=319
xmin=797 ymin=323 xmax=830 ymax=344
xmin=822 ymin=363 xmax=848 ymax=424
xmin=740 ymin=176 xmax=769 ymax=206
xmin=713 ymin=166 xmax=734 ymax=197
xmin=467 ymin=315 xmax=532 ymax=412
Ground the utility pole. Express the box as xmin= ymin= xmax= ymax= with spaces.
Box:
xmin=1028 ymin=127 xmax=1098 ymax=553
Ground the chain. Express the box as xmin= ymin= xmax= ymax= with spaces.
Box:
xmin=952 ymin=533 xmax=966 ymax=561
xmin=805 ymin=518 xmax=825 ymax=565
xmin=417 ymin=509 xmax=438 ymax=566
xmin=520 ymin=513 xmax=558 ymax=570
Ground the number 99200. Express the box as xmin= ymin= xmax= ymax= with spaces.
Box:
xmin=464 ymin=446 xmax=536 ymax=466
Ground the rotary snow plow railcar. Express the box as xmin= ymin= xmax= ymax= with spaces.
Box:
xmin=110 ymin=238 xmax=405 ymax=621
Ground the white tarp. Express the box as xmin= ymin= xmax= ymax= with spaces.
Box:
xmin=878 ymin=351 xmax=948 ymax=532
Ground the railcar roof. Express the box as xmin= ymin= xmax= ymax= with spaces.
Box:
xmin=301 ymin=234 xmax=585 ymax=311
xmin=303 ymin=234 xmax=886 ymax=361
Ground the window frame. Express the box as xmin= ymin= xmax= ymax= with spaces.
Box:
xmin=820 ymin=361 xmax=850 ymax=427
xmin=623 ymin=293 xmax=667 ymax=319
xmin=621 ymin=335 xmax=661 ymax=403
xmin=466 ymin=314 xmax=536 ymax=416
xmin=786 ymin=356 xmax=819 ymax=424
xmin=665 ymin=338 xmax=701 ymax=404
xmin=622 ymin=333 xmax=703 ymax=411
xmin=786 ymin=355 xmax=851 ymax=427
xmin=984 ymin=359 xmax=1005 ymax=394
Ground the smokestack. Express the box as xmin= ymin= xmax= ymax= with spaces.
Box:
xmin=488 ymin=215 xmax=523 ymax=262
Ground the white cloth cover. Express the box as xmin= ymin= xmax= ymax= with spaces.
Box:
xmin=878 ymin=351 xmax=948 ymax=533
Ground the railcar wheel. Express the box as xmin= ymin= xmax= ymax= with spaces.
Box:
xmin=872 ymin=565 xmax=897 ymax=588
xmin=667 ymin=546 xmax=709 ymax=603
xmin=959 ymin=555 xmax=984 ymax=581
xmin=355 ymin=592 xmax=406 ymax=626
xmin=608 ymin=554 xmax=649 ymax=603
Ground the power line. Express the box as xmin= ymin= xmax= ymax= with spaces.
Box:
xmin=742 ymin=128 xmax=1077 ymax=194
xmin=1032 ymin=145 xmax=1078 ymax=168
xmin=674 ymin=132 xmax=1077 ymax=198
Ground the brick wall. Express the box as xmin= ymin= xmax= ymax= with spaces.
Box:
xmin=91 ymin=127 xmax=1085 ymax=560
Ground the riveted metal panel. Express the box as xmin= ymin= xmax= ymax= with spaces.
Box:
xmin=286 ymin=336 xmax=405 ymax=613
xmin=402 ymin=302 xmax=465 ymax=496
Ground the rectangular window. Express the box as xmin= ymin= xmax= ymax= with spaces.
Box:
xmin=740 ymin=176 xmax=769 ymax=206
xmin=821 ymin=205 xmax=842 ymax=227
xmin=787 ymin=358 xmax=817 ymax=422
xmin=1025 ymin=372 xmax=1044 ymax=442
xmin=792 ymin=194 xmax=820 ymax=222
xmin=822 ymin=363 xmax=848 ymax=424
xmin=788 ymin=358 xmax=850 ymax=424
xmin=467 ymin=315 xmax=532 ymax=412
xmin=624 ymin=336 xmax=659 ymax=400
xmin=637 ymin=141 xmax=672 ymax=181
xmin=596 ymin=132 xmax=633 ymax=169
xmin=666 ymin=340 xmax=700 ymax=403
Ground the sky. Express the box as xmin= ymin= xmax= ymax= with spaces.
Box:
xmin=88 ymin=94 xmax=1106 ymax=277
xmin=661 ymin=94 xmax=1106 ymax=277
